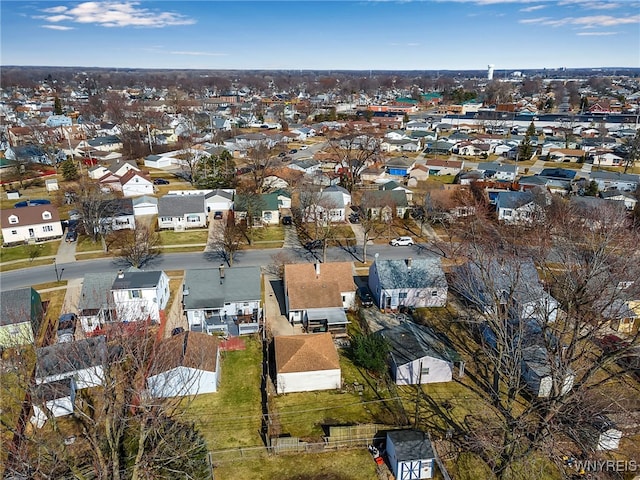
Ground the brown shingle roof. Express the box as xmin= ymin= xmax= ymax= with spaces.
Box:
xmin=284 ymin=262 xmax=355 ymax=310
xmin=151 ymin=332 xmax=218 ymax=375
xmin=275 ymin=333 xmax=340 ymax=373
xmin=1 ymin=205 xmax=60 ymax=229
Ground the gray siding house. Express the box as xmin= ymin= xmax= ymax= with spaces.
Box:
xmin=368 ymin=257 xmax=448 ymax=311
xmin=182 ymin=266 xmax=262 ymax=336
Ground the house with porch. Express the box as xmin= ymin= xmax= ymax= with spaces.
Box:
xmin=368 ymin=257 xmax=448 ymax=311
xmin=183 ymin=266 xmax=262 ymax=336
xmin=284 ymin=262 xmax=356 ymax=335
xmin=111 ymin=270 xmax=170 ymax=324
xmin=157 ymin=194 xmax=208 ymax=230
xmin=77 ymin=273 xmax=117 ymax=334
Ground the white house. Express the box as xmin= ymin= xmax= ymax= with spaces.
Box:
xmin=157 ymin=194 xmax=207 ymax=230
xmin=1 ymin=204 xmax=63 ymax=246
xmin=183 ymin=267 xmax=262 ymax=336
xmin=379 ymin=322 xmax=463 ymax=385
xmin=495 ymin=191 xmax=543 ymax=225
xmin=368 ymin=258 xmax=448 ymax=311
xmin=386 ymin=430 xmax=435 ymax=480
xmin=30 ymin=379 xmax=76 ymax=428
xmin=300 ymin=190 xmax=348 ymax=224
xmin=147 ymin=332 xmax=221 ymax=398
xmin=35 ymin=336 xmax=107 ymax=389
xmin=205 ymin=189 xmax=235 ymax=214
xmin=111 ymin=270 xmax=170 ymax=324
xmin=132 ymin=195 xmax=159 ymax=216
xmin=119 ymin=170 xmax=154 ymax=198
xmin=476 ymin=161 xmax=518 ymax=182
xmin=275 ymin=333 xmax=341 ymax=394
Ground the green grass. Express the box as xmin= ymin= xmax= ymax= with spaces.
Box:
xmin=250 ymin=226 xmax=285 ymax=243
xmin=158 ymin=229 xmax=209 ymax=245
xmin=182 ymin=336 xmax=263 ymax=450
xmin=213 ymin=449 xmax=378 ymax=480
xmin=272 ymin=351 xmax=399 ymax=440
xmin=75 ymin=235 xmax=104 ymax=253
xmin=0 ymin=241 xmax=59 ymax=263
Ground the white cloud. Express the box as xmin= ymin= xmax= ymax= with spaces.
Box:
xmin=558 ymin=1 xmax=623 ymax=10
xmin=36 ymin=2 xmax=195 ymax=28
xmin=576 ymin=30 xmax=618 ymax=35
xmin=520 ymin=5 xmax=546 ymax=12
xmin=169 ymin=51 xmax=228 ymax=57
xmin=519 ymin=14 xmax=640 ymax=27
xmin=42 ymin=25 xmax=75 ymax=31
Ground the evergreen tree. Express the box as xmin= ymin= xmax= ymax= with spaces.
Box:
xmin=54 ymin=96 xmax=63 ymax=115
xmin=517 ymin=121 xmax=536 ymax=161
xmin=61 ymin=158 xmax=78 ymax=181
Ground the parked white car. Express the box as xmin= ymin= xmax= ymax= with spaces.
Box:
xmin=389 ymin=236 xmax=414 ymax=246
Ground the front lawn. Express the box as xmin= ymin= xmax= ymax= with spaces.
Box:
xmin=182 ymin=336 xmax=263 ymax=450
xmin=0 ymin=241 xmax=59 ymax=263
xmin=159 ymin=229 xmax=209 ymax=245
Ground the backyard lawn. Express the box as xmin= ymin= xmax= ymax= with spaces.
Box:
xmin=213 ymin=449 xmax=378 ymax=480
xmin=182 ymin=336 xmax=263 ymax=451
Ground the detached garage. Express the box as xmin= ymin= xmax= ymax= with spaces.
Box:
xmin=275 ymin=333 xmax=341 ymax=394
xmin=144 ymin=154 xmax=172 ymax=169
xmin=133 ymin=195 xmax=159 ymax=216
xmin=147 ymin=332 xmax=220 ymax=398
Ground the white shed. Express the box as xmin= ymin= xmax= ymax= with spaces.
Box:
xmin=132 ymin=195 xmax=159 ymax=216
xmin=147 ymin=332 xmax=220 ymax=398
xmin=30 ymin=379 xmax=76 ymax=428
xmin=45 ymin=178 xmax=59 ymax=192
xmin=275 ymin=333 xmax=341 ymax=394
xmin=386 ymin=430 xmax=435 ymax=480
xmin=144 ymin=154 xmax=173 ymax=169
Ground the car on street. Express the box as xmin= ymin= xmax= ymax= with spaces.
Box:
xmin=357 ymin=286 xmax=374 ymax=308
xmin=304 ymin=239 xmax=323 ymax=250
xmin=278 ymin=152 xmax=287 ymax=157
xmin=289 ymin=149 xmax=298 ymax=154
xmin=299 ymin=145 xmax=308 ymax=150
xmin=153 ymin=178 xmax=170 ymax=185
xmin=389 ymin=236 xmax=414 ymax=246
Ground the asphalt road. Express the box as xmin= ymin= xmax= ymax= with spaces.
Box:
xmin=0 ymin=243 xmax=442 ymax=291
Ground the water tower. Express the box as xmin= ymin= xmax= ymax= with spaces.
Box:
xmin=487 ymin=64 xmax=495 ymax=81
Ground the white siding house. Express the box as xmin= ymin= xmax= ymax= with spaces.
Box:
xmin=1 ymin=205 xmax=63 ymax=245
xmin=157 ymin=194 xmax=208 ymax=230
xmin=111 ymin=270 xmax=170 ymax=324
xmin=275 ymin=334 xmax=341 ymax=394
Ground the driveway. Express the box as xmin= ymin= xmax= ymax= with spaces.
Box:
xmin=55 ymin=235 xmax=77 ymax=263
xmin=263 ymin=273 xmax=303 ymax=337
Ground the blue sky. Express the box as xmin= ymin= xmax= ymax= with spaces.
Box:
xmin=1 ymin=1 xmax=639 ymax=70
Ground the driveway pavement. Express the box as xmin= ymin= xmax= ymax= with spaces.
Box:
xmin=263 ymin=272 xmax=303 ymax=337
xmin=55 ymin=236 xmax=77 ymax=263
xmin=527 ymin=157 xmax=546 ymax=175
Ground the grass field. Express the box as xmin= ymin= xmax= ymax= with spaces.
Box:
xmin=159 ymin=229 xmax=209 ymax=245
xmin=182 ymin=336 xmax=264 ymax=451
xmin=212 ymin=449 xmax=379 ymax=480
xmin=0 ymin=241 xmax=59 ymax=263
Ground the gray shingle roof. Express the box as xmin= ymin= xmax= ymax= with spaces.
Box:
xmin=387 ymin=430 xmax=435 ymax=461
xmin=112 ymin=271 xmax=164 ymax=290
xmin=380 ymin=322 xmax=460 ymax=366
xmin=373 ymin=258 xmax=447 ymax=290
xmin=183 ymin=267 xmax=261 ymax=310
xmin=78 ymin=273 xmax=117 ymax=312
xmin=0 ymin=287 xmax=42 ymax=327
xmin=496 ymin=191 xmax=534 ymax=209
xmin=158 ymin=194 xmax=206 ymax=217
xmin=36 ymin=336 xmax=107 ymax=379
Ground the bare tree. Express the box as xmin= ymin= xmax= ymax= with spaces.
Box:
xmin=244 ymin=142 xmax=277 ymax=194
xmin=74 ymin=178 xmax=122 ymax=243
xmin=210 ymin=213 xmax=244 ymax=266
xmin=109 ymin=224 xmax=162 ymax=268
xmin=622 ymin=129 xmax=640 ymax=174
xmin=326 ymin=133 xmax=381 ymax=192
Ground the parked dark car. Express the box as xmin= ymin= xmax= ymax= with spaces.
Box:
xmin=213 ymin=211 xmax=224 ymax=220
xmin=349 ymin=213 xmax=360 ymax=224
xmin=153 ymin=178 xmax=170 ymax=185
xmin=357 ymin=286 xmax=374 ymax=308
xmin=278 ymin=152 xmax=287 ymax=158
xmin=282 ymin=215 xmax=292 ymax=225
xmin=172 ymin=327 xmax=185 ymax=336
xmin=304 ymin=239 xmax=323 ymax=250
xmin=65 ymin=229 xmax=78 ymax=243
xmin=289 ymin=149 xmax=298 ymax=154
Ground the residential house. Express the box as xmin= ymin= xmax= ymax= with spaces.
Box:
xmin=287 ymin=158 xmax=322 ymax=175
xmin=77 ymin=273 xmax=117 ymax=334
xmin=547 ymin=148 xmax=585 ymax=163
xmin=386 ymin=430 xmax=435 ymax=480
xmin=119 ymin=170 xmax=154 ymax=197
xmin=408 ymin=164 xmax=430 ymax=183
xmin=132 ymin=195 xmax=159 ymax=216
xmin=4 ymin=145 xmax=49 ymax=164
xmin=106 ymin=159 xmax=140 ymax=178
xmin=453 ymin=258 xmax=559 ymax=324
xmin=98 ymin=198 xmax=136 ymax=233
xmin=284 ymin=262 xmax=356 ymax=334
xmin=385 ymin=156 xmax=415 ymax=177
xmin=88 ymin=135 xmax=122 ymax=152
xmin=368 ymin=257 xmax=448 ymax=311
xmin=360 ymin=190 xmax=409 ymax=221
xmin=88 ymin=164 xmax=109 ymax=180
xmin=157 ymin=194 xmax=207 ymax=230
xmin=274 ymin=333 xmax=341 ymax=394
xmin=183 ymin=266 xmax=262 ymax=336
xmin=147 ymin=332 xmax=221 ymax=398
xmin=476 ymin=162 xmax=518 ymax=182
xmin=495 ymin=190 xmax=544 ymax=224
xmin=35 ymin=336 xmax=107 ymax=389
xmin=590 ymin=171 xmax=639 ymax=192
xmin=205 ymin=189 xmax=235 ymax=214
xmin=379 ymin=180 xmax=413 ymax=203
xmin=111 ymin=270 xmax=170 ymax=324
xmin=379 ymin=322 xmax=463 ymax=386
xmin=1 ymin=204 xmax=63 ymax=245
xmin=300 ymin=189 xmax=348 ymax=224
xmin=600 ymin=190 xmax=638 ymax=211
xmin=234 ymin=192 xmax=284 ymax=226
xmin=0 ymin=287 xmax=45 ymax=348
xmin=423 ymin=158 xmax=464 ymax=176
xmin=30 ymin=379 xmax=76 ymax=428
xmin=592 ymin=152 xmax=624 ymax=167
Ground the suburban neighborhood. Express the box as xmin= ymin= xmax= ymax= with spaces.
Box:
xmin=1 ymin=66 xmax=640 ymax=480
